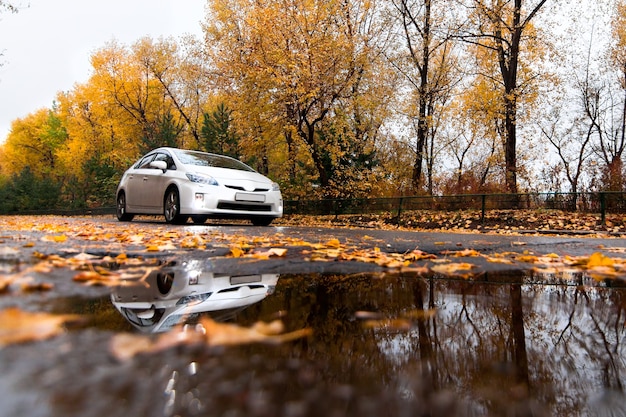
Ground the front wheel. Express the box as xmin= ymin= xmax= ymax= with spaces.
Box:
xmin=251 ymin=216 xmax=274 ymax=226
xmin=116 ymin=192 xmax=134 ymax=222
xmin=156 ymin=272 xmax=174 ymax=295
xmin=164 ymin=188 xmax=187 ymax=224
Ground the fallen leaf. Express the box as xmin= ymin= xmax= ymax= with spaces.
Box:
xmin=403 ymin=250 xmax=437 ymax=261
xmin=0 ymin=308 xmax=82 ymax=346
xmin=587 ymin=252 xmax=614 ymax=268
xmin=363 ymin=318 xmax=412 ymax=331
xmin=42 ymin=235 xmax=68 ymax=243
xmin=230 ymin=246 xmax=244 ymax=258
xmin=431 ymin=263 xmax=475 ymax=277
xmin=267 ymin=247 xmax=287 ymax=257
xmin=442 ymin=249 xmax=482 ymax=257
xmin=20 ymin=281 xmax=54 ymax=292
xmin=110 ymin=318 xmax=312 ymax=360
xmin=251 ymin=247 xmax=288 ymax=259
xmin=325 ymin=238 xmax=342 ymax=248
xmin=486 ymin=256 xmax=514 ymax=264
xmin=73 ymin=270 xmax=124 ymax=286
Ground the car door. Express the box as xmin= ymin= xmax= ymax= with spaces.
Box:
xmin=143 ymin=151 xmax=176 ymax=210
xmin=125 ymin=154 xmax=155 ymax=210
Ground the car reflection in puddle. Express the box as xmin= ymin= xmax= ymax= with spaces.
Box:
xmin=111 ymin=259 xmax=278 ymax=333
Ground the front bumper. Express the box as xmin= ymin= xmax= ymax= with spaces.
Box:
xmin=178 ymin=182 xmax=283 ymax=218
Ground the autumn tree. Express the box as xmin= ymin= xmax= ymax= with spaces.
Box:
xmin=538 ymin=99 xmax=594 ymax=206
xmin=53 ymin=37 xmax=212 ymax=206
xmin=0 ymin=107 xmax=67 ymax=211
xmin=205 ymin=0 xmax=390 ymax=198
xmin=134 ymin=36 xmax=211 ymax=148
xmin=536 ymin=3 xmax=606 ymax=201
xmin=388 ymin=0 xmax=459 ymax=194
xmin=87 ymin=40 xmax=181 ymax=150
xmin=55 ymin=74 xmax=141 ymax=206
xmin=457 ymin=0 xmax=549 ymax=194
xmin=614 ymin=0 xmax=626 ymax=149
xmin=0 ymin=108 xmax=67 ymax=180
xmin=599 ymin=0 xmax=626 ymax=190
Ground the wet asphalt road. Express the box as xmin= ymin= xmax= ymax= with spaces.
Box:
xmin=3 ymin=216 xmax=626 ymax=417
xmin=2 ymin=215 xmax=625 ymax=309
xmin=3 ymin=216 xmax=626 ymax=278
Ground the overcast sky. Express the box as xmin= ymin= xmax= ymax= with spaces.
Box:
xmin=0 ymin=0 xmax=206 ymax=142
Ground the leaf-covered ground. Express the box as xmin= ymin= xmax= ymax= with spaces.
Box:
xmin=1 ymin=211 xmax=626 ymax=351
xmin=276 ymin=209 xmax=626 ymax=235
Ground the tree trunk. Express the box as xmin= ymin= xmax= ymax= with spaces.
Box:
xmin=410 ymin=0 xmax=431 ymax=194
xmin=299 ymin=121 xmax=330 ymax=188
xmin=504 ymin=94 xmax=518 ymax=194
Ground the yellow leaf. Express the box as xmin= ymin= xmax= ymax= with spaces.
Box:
xmin=442 ymin=249 xmax=481 ymax=257
xmin=110 ymin=318 xmax=312 ymax=360
xmin=43 ymin=234 xmax=67 ymax=243
xmin=326 ymin=238 xmax=341 ymax=248
xmin=230 ymin=246 xmax=244 ymax=258
xmin=363 ymin=318 xmax=412 ymax=331
xmin=515 ymin=255 xmax=538 ymax=263
xmin=587 ymin=252 xmax=614 ymax=268
xmin=486 ymin=256 xmax=513 ymax=264
xmin=0 ymin=308 xmax=82 ymax=346
xmin=431 ymin=263 xmax=475 ymax=277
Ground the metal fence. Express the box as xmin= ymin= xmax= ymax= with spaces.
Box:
xmin=284 ymin=192 xmax=626 ymax=224
xmin=7 ymin=192 xmax=625 ymax=224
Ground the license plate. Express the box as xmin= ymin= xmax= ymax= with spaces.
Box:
xmin=230 ymin=275 xmax=262 ymax=285
xmin=235 ymin=193 xmax=265 ymax=202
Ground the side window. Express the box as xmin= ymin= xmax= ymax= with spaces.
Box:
xmin=153 ymin=152 xmax=176 ymax=170
xmin=136 ymin=154 xmax=156 ymax=169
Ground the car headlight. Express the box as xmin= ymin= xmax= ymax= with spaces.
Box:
xmin=271 ymin=182 xmax=280 ymax=192
xmin=186 ymin=172 xmax=218 ymax=186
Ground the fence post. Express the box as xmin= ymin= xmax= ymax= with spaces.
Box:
xmin=481 ymin=194 xmax=486 ymax=225
xmin=396 ymin=197 xmax=404 ymax=222
xmin=600 ymin=192 xmax=606 ymax=226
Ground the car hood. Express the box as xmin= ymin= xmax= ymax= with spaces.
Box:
xmin=186 ymin=166 xmax=274 ymax=189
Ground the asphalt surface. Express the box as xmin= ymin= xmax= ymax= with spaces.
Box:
xmin=2 ymin=216 xmax=626 ymax=417
xmin=3 ymin=215 xmax=626 ymax=280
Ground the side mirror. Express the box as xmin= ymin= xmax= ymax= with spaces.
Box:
xmin=150 ymin=160 xmax=168 ymax=172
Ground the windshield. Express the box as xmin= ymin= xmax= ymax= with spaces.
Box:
xmin=173 ymin=150 xmax=255 ymax=172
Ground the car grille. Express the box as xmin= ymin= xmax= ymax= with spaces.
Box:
xmin=217 ymin=202 xmax=273 ymax=212
xmin=225 ymin=185 xmax=270 ymax=192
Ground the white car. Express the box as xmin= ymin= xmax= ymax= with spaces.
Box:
xmin=111 ymin=259 xmax=279 ymax=333
xmin=116 ymin=147 xmax=283 ymax=225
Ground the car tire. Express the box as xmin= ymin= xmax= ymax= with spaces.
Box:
xmin=164 ymin=188 xmax=187 ymax=224
xmin=251 ymin=216 xmax=274 ymax=226
xmin=191 ymin=215 xmax=208 ymax=225
xmin=156 ymin=272 xmax=174 ymax=295
xmin=116 ymin=192 xmax=134 ymax=222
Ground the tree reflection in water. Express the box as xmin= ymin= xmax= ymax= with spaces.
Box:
xmin=35 ymin=270 xmax=626 ymax=417
xmin=251 ymin=271 xmax=626 ymax=416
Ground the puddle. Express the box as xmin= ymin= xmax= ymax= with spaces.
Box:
xmin=2 ymin=265 xmax=626 ymax=417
